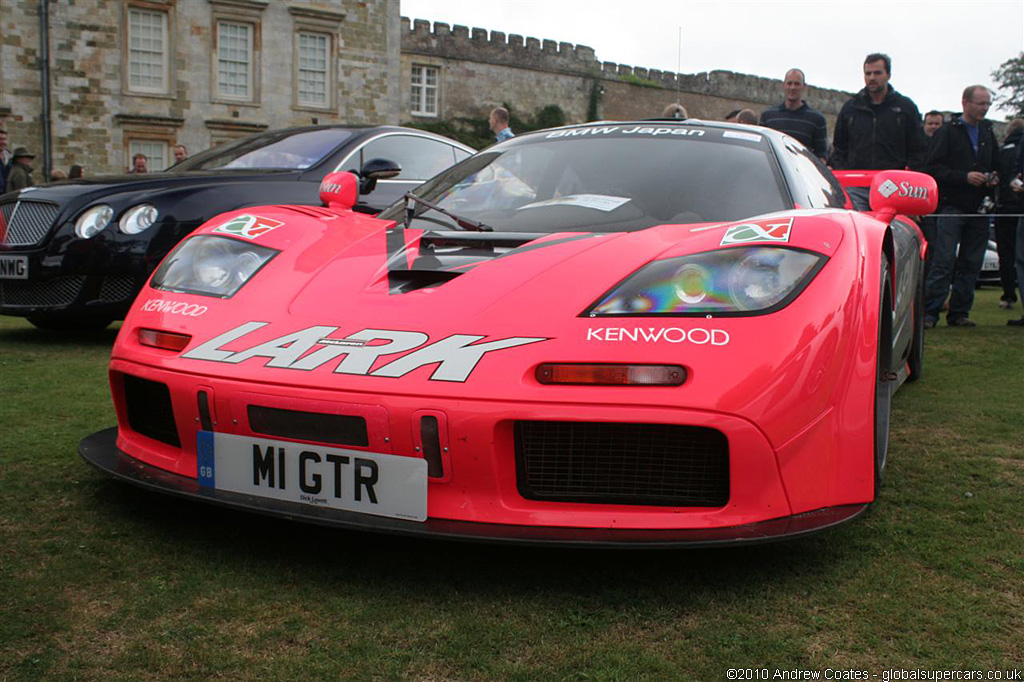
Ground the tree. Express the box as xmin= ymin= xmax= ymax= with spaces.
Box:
xmin=992 ymin=52 xmax=1024 ymax=119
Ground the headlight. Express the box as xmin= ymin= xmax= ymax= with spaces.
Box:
xmin=74 ymin=204 xmax=114 ymax=239
xmin=587 ymin=247 xmax=825 ymax=317
xmin=119 ymin=204 xmax=159 ymax=234
xmin=151 ymin=235 xmax=278 ymax=298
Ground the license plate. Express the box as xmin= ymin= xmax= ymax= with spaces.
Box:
xmin=197 ymin=432 xmax=427 ymax=521
xmin=0 ymin=255 xmax=28 ymax=280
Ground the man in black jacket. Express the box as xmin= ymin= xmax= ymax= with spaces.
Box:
xmin=995 ymin=119 xmax=1023 ymax=309
xmin=830 ymin=53 xmax=927 ymax=210
xmin=922 ymin=85 xmax=1000 ymax=328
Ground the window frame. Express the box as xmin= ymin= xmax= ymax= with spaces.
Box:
xmin=123 ymin=2 xmax=174 ymax=97
xmin=294 ymin=30 xmax=333 ymax=111
xmin=410 ymin=64 xmax=440 ymax=118
xmin=209 ymin=1 xmax=264 ymax=106
xmin=126 ymin=138 xmax=170 ymax=173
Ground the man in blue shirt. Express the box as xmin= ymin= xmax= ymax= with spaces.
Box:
xmin=489 ymin=107 xmax=514 ymax=143
xmin=759 ymin=68 xmax=829 ymax=163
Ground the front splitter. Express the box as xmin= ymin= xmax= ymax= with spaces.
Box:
xmin=80 ymin=427 xmax=868 ymax=549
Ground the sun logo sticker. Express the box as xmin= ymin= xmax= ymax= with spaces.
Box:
xmin=213 ymin=214 xmax=285 ymax=240
xmin=720 ymin=217 xmax=794 ymax=245
xmin=877 ymin=179 xmax=900 ymax=198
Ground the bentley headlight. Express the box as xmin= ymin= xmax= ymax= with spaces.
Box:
xmin=151 ymin=236 xmax=278 ymax=298
xmin=587 ymin=247 xmax=825 ymax=316
xmin=74 ymin=204 xmax=114 ymax=239
xmin=119 ymin=204 xmax=159 ymax=234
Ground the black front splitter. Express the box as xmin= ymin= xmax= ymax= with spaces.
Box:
xmin=80 ymin=428 xmax=868 ymax=549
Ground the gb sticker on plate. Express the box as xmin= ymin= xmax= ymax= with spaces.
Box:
xmin=212 ymin=214 xmax=285 ymax=240
xmin=720 ymin=217 xmax=794 ymax=246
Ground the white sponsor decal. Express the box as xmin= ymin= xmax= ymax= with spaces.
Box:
xmin=723 ymin=131 xmax=762 ymax=142
xmin=546 ymin=126 xmax=621 ymax=138
xmin=877 ymin=179 xmax=899 ymax=198
xmin=212 ymin=214 xmax=284 ymax=240
xmin=141 ymin=298 xmax=209 ymax=316
xmin=877 ymin=179 xmax=929 ymax=201
xmin=720 ymin=217 xmax=794 ymax=245
xmin=621 ymin=126 xmax=705 ymax=137
xmin=182 ymin=323 xmax=547 ymax=382
xmin=517 ymin=194 xmax=630 ymax=212
xmin=587 ymin=327 xmax=730 ymax=346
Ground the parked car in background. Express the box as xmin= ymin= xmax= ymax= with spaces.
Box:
xmin=81 ymin=120 xmax=936 ymax=547
xmin=0 ymin=125 xmax=473 ymax=329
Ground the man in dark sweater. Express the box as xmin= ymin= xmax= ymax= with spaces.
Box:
xmin=922 ymin=85 xmax=1000 ymax=328
xmin=759 ymin=68 xmax=828 ymax=163
xmin=830 ymin=53 xmax=927 ymax=209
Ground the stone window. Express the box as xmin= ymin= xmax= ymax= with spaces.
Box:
xmin=128 ymin=139 xmax=169 ymax=172
xmin=216 ymin=20 xmax=255 ymax=100
xmin=296 ymin=31 xmax=330 ymax=108
xmin=126 ymin=7 xmax=169 ymax=94
xmin=410 ymin=65 xmax=439 ymax=117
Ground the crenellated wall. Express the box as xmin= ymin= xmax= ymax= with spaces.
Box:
xmin=400 ymin=17 xmax=852 ymax=131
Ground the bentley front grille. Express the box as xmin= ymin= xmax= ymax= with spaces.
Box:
xmin=0 ymin=200 xmax=61 ymax=247
xmin=100 ymin=276 xmax=137 ymax=303
xmin=515 ymin=420 xmax=730 ymax=507
xmin=0 ymin=276 xmax=85 ymax=307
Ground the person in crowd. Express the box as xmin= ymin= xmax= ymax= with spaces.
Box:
xmin=830 ymin=53 xmax=927 ymax=210
xmin=724 ymin=109 xmax=741 ymax=122
xmin=128 ymin=153 xmax=148 ymax=173
xmin=489 ymin=107 xmax=514 ymax=143
xmin=662 ymin=103 xmax=688 ymax=119
xmin=1011 ymin=139 xmax=1024 ymax=326
xmin=50 ymin=169 xmax=67 ymax=181
xmin=6 ymin=147 xmax=36 ymax=191
xmin=995 ymin=119 xmax=1024 ymax=310
xmin=736 ymin=109 xmax=758 ymax=125
xmin=922 ymin=85 xmax=1000 ymax=329
xmin=0 ymin=128 xmax=11 ymax=194
xmin=173 ymin=144 xmax=188 ymax=164
xmin=924 ymin=110 xmax=945 ymax=139
xmin=68 ymin=164 xmax=84 ymax=179
xmin=759 ymin=68 xmax=829 ymax=163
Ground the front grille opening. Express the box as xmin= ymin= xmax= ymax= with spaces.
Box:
xmin=515 ymin=420 xmax=729 ymax=507
xmin=123 ymin=374 xmax=180 ymax=447
xmin=0 ymin=276 xmax=85 ymax=307
xmin=248 ymin=406 xmax=368 ymax=447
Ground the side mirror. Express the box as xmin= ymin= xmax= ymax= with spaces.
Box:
xmin=358 ymin=157 xmax=401 ymax=195
xmin=869 ymin=170 xmax=937 ymax=218
xmin=319 ymin=171 xmax=358 ymax=210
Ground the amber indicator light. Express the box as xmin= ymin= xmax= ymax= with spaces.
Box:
xmin=139 ymin=328 xmax=192 ymax=352
xmin=536 ymin=363 xmax=686 ymax=386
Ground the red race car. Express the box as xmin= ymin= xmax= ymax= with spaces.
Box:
xmin=81 ymin=121 xmax=936 ymax=547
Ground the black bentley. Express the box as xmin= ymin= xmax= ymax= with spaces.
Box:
xmin=0 ymin=125 xmax=473 ymax=329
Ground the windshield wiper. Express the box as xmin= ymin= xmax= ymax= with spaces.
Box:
xmin=403 ymin=192 xmax=493 ymax=232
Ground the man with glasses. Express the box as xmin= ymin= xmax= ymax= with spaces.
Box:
xmin=922 ymin=85 xmax=1000 ymax=328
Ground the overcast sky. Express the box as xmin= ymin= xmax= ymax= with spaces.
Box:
xmin=400 ymin=0 xmax=1023 ymax=119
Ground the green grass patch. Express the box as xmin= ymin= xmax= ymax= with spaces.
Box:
xmin=1 ymin=293 xmax=1022 ymax=679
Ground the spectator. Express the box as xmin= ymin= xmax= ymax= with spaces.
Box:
xmin=922 ymin=85 xmax=1000 ymax=329
xmin=924 ymin=110 xmax=945 ymax=139
xmin=1010 ymin=138 xmax=1024 ymax=326
xmin=50 ymin=169 xmax=67 ymax=181
xmin=995 ymin=118 xmax=1023 ymax=310
xmin=0 ymin=128 xmax=11 ymax=194
xmin=736 ymin=109 xmax=758 ymax=125
xmin=129 ymin=153 xmax=148 ymax=173
xmin=68 ymin=164 xmax=84 ymax=179
xmin=759 ymin=68 xmax=829 ymax=163
xmin=173 ymin=144 xmax=188 ymax=164
xmin=830 ymin=52 xmax=927 ymax=209
xmin=489 ymin=107 xmax=514 ymax=143
xmin=6 ymin=147 xmax=36 ymax=191
xmin=662 ymin=103 xmax=688 ymax=119
xmin=724 ymin=109 xmax=741 ymax=122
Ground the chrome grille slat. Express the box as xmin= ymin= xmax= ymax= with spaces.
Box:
xmin=0 ymin=200 xmax=61 ymax=247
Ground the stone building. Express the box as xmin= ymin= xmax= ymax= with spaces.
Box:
xmin=1 ymin=3 xmax=860 ymax=178
xmin=1 ymin=0 xmax=399 ymax=176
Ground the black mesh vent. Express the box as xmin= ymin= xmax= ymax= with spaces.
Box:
xmin=123 ymin=374 xmax=180 ymax=447
xmin=0 ymin=277 xmax=84 ymax=307
xmin=515 ymin=421 xmax=729 ymax=507
xmin=0 ymin=201 xmax=60 ymax=246
xmin=99 ymin=276 xmax=137 ymax=303
xmin=248 ymin=406 xmax=368 ymax=447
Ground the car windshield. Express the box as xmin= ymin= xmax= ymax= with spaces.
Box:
xmin=178 ymin=128 xmax=353 ymax=171
xmin=378 ymin=124 xmax=791 ymax=233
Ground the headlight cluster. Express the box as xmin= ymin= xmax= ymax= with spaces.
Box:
xmin=151 ymin=236 xmax=277 ymax=298
xmin=73 ymin=203 xmax=159 ymax=238
xmin=587 ymin=247 xmax=825 ymax=317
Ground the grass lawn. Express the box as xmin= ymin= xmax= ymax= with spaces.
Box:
xmin=1 ymin=290 xmax=1022 ymax=680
